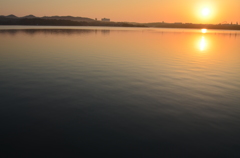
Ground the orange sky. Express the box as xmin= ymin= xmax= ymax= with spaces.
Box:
xmin=0 ymin=0 xmax=239 ymax=23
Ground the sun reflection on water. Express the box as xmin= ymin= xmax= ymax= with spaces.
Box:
xmin=201 ymin=29 xmax=207 ymax=34
xmin=199 ymin=36 xmax=207 ymax=51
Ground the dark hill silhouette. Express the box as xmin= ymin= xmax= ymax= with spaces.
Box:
xmin=42 ymin=16 xmax=94 ymax=22
xmin=23 ymin=15 xmax=36 ymax=18
xmin=6 ymin=14 xmax=18 ymax=18
xmin=0 ymin=14 xmax=94 ymax=22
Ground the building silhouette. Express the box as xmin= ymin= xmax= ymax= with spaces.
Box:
xmin=101 ymin=18 xmax=110 ymax=22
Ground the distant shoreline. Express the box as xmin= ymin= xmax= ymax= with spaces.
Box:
xmin=144 ymin=23 xmax=240 ymax=30
xmin=1 ymin=16 xmax=240 ymax=30
xmin=0 ymin=17 xmax=146 ymax=28
xmin=1 ymin=23 xmax=240 ymax=31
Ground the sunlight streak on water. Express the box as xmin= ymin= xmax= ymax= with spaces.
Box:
xmin=199 ymin=36 xmax=207 ymax=51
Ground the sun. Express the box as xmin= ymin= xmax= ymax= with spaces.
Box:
xmin=201 ymin=8 xmax=210 ymax=16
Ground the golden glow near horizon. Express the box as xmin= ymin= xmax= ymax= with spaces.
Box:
xmin=0 ymin=0 xmax=240 ymax=23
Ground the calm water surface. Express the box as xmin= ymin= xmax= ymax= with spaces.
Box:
xmin=0 ymin=26 xmax=240 ymax=157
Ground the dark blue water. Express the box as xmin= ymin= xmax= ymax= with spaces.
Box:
xmin=0 ymin=27 xmax=240 ymax=157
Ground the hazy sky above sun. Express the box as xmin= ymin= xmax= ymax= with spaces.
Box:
xmin=0 ymin=0 xmax=239 ymax=23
